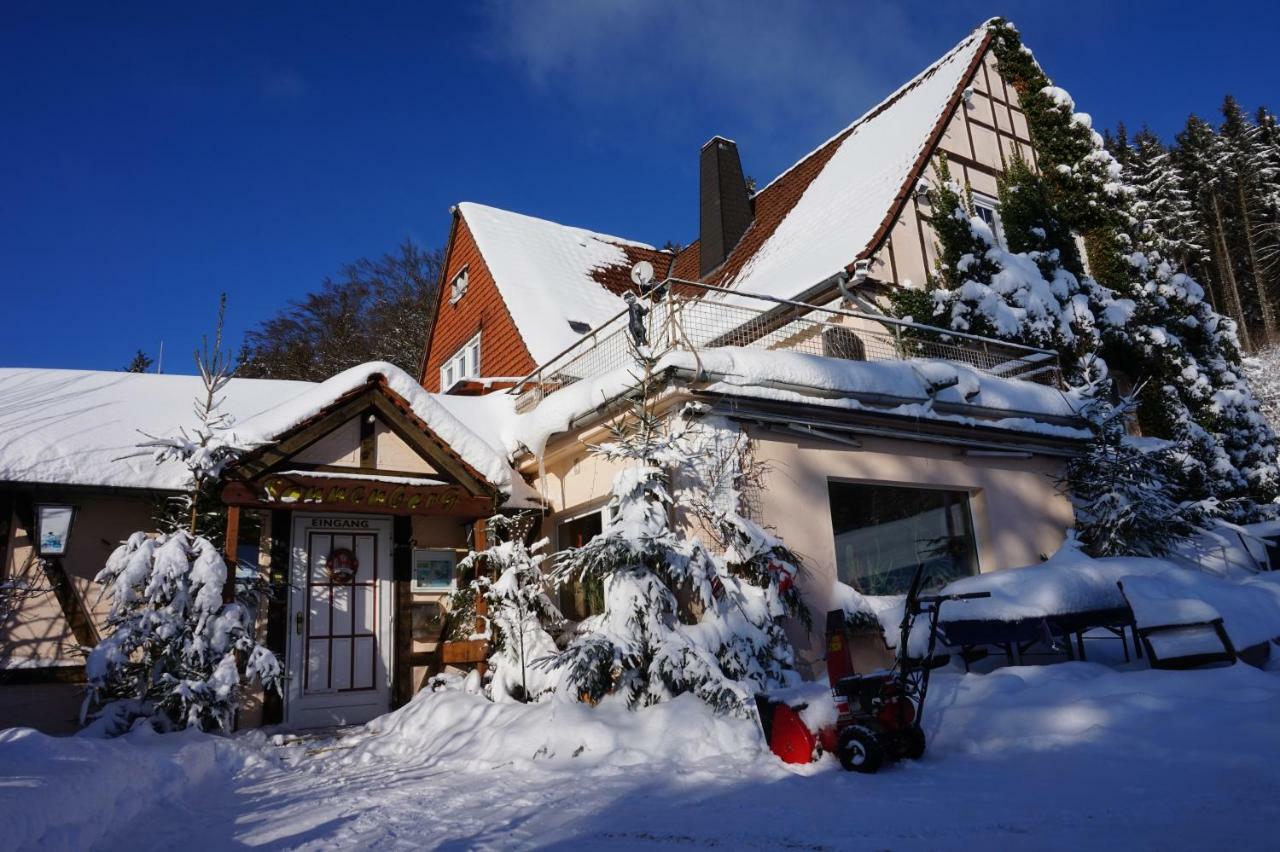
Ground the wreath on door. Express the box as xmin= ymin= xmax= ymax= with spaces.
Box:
xmin=328 ymin=547 xmax=359 ymax=583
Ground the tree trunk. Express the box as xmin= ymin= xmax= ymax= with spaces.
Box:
xmin=1210 ymin=191 xmax=1253 ymax=351
xmin=1238 ymin=180 xmax=1278 ymax=344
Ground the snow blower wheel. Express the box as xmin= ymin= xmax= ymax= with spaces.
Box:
xmin=838 ymin=725 xmax=883 ymax=773
xmin=900 ymin=725 xmax=927 ymax=761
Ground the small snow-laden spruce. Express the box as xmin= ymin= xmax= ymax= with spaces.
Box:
xmin=457 ymin=514 xmax=564 ymax=703
xmin=135 ymin=294 xmax=240 ymax=540
xmin=670 ymin=410 xmax=811 ymax=671
xmin=546 ymin=334 xmax=801 ymax=716
xmin=83 ymin=531 xmax=281 ymax=734
xmin=84 ymin=296 xmax=282 ymax=735
xmin=1060 ymin=383 xmax=1216 ymax=558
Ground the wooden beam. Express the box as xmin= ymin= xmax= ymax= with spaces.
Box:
xmin=392 ymin=515 xmax=414 ymax=707
xmin=472 ymin=518 xmax=489 ymax=677
xmin=223 ymin=504 xmax=240 ymax=604
xmin=261 ymin=509 xmax=291 ymax=726
xmin=359 ymin=413 xmax=377 ymax=468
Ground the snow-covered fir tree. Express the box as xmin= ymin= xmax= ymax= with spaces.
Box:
xmin=1122 ymin=127 xmax=1205 ymax=271
xmin=84 ymin=531 xmax=281 ymax=734
xmin=83 ymin=298 xmax=281 ymax=734
xmin=670 ymin=407 xmax=809 ymax=684
xmin=141 ymin=296 xmax=239 ymax=540
xmin=986 ymin=19 xmax=1279 ymax=514
xmin=1062 ymin=383 xmax=1216 ymax=558
xmin=892 ymin=153 xmax=1126 ymax=384
xmin=547 ymin=329 xmax=800 ymax=716
xmin=457 ymin=513 xmax=564 ymax=703
xmin=988 ymin=19 xmax=1131 ymax=291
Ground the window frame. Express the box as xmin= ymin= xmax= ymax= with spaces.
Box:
xmin=447 ymin=266 xmax=469 ymax=305
xmin=439 ymin=331 xmax=481 ymax=391
xmin=826 ymin=478 xmax=981 ymax=596
xmin=553 ymin=503 xmax=611 ymax=621
xmin=971 ymin=192 xmax=1006 ymax=249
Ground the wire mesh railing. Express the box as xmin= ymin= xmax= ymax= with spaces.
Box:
xmin=512 ymin=280 xmax=1060 ymax=411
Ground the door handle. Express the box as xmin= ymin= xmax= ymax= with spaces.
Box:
xmin=295 ymin=612 xmax=304 ymax=635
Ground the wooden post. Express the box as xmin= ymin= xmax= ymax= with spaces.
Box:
xmin=222 ymin=504 xmax=240 ymax=604
xmin=472 ymin=518 xmax=489 ymax=676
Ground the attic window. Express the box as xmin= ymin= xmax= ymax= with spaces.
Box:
xmin=440 ymin=332 xmax=481 ymax=391
xmin=972 ymin=194 xmax=1006 ymax=249
xmin=448 ymin=267 xmax=469 ymax=305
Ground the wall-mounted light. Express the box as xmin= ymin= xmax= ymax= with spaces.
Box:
xmin=914 ymin=178 xmax=931 ymax=203
xmin=851 ymin=258 xmax=873 ymax=285
xmin=35 ymin=504 xmax=76 ymax=559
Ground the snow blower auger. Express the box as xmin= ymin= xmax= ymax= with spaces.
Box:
xmin=826 ymin=565 xmax=989 ymax=773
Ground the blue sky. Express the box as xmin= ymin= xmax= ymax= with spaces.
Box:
xmin=4 ymin=1 xmax=1278 ymax=373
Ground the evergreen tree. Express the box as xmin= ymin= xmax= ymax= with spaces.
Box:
xmin=124 ymin=350 xmax=154 ymax=373
xmin=988 ymin=20 xmax=1131 ymax=291
xmin=1124 ymin=127 xmax=1204 ymax=271
xmin=84 ymin=297 xmax=280 ymax=734
xmin=1253 ymin=107 xmax=1280 ymax=285
xmin=458 ymin=514 xmax=564 ymax=703
xmin=1062 ymin=386 xmax=1216 ymax=558
xmin=84 ymin=531 xmax=281 ymax=734
xmin=1218 ymin=96 xmax=1280 ymax=342
xmin=547 ymin=327 xmax=799 ymax=715
xmin=1178 ymin=114 xmax=1253 ymax=348
xmin=894 ymin=153 xmax=1114 ymax=373
xmin=988 ymin=19 xmax=1278 ymax=512
xmin=139 ymin=296 xmax=238 ymax=540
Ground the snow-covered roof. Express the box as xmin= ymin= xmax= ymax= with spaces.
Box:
xmin=0 ymin=363 xmax=537 ymax=506
xmin=446 ymin=24 xmax=994 ymax=368
xmin=458 ymin=202 xmax=669 ymax=365
xmin=0 ymin=368 xmax=311 ymax=491
xmin=715 ymin=25 xmax=988 ymax=298
xmin=508 ymin=347 xmax=1084 ymax=460
xmin=233 ymin=361 xmax=537 ymax=506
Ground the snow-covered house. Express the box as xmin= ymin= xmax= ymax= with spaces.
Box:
xmin=0 ymin=365 xmax=534 ymax=730
xmin=2 ymin=21 xmax=1088 ymax=732
xmin=421 ymin=24 xmax=1078 ymax=664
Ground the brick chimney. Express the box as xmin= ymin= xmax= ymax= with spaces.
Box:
xmin=699 ymin=136 xmax=753 ymax=276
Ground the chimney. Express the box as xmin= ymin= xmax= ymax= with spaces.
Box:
xmin=699 ymin=136 xmax=753 ymax=276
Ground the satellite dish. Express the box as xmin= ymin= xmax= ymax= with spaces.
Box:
xmin=630 ymin=260 xmax=655 ymax=288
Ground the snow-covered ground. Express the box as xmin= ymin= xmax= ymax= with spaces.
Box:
xmin=5 ymin=660 xmax=1280 ymax=851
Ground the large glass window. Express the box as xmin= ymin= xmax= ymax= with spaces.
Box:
xmin=556 ymin=510 xmax=605 ymax=620
xmin=828 ymin=481 xmax=978 ymax=595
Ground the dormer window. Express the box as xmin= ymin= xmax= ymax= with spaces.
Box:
xmin=448 ymin=267 xmax=469 ymax=304
xmin=440 ymin=332 xmax=481 ymax=391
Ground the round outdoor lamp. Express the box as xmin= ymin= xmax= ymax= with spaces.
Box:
xmin=34 ymin=503 xmax=76 ymax=559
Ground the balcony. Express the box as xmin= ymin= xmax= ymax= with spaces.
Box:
xmin=511 ymin=279 xmax=1061 ymax=412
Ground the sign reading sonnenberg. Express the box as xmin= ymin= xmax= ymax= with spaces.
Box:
xmin=221 ymin=474 xmax=493 ymax=516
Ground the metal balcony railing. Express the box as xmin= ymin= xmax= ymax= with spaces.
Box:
xmin=511 ymin=279 xmax=1061 ymax=412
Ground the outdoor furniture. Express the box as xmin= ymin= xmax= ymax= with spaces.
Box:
xmin=1117 ymin=578 xmax=1237 ymax=670
xmin=940 ymin=607 xmax=1141 ymax=669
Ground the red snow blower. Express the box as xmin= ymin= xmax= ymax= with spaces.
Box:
xmin=759 ymin=564 xmax=989 ymax=772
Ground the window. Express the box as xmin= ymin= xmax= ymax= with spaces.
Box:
xmin=448 ymin=267 xmax=469 ymax=304
xmin=439 ymin=332 xmax=481 ymax=390
xmin=972 ymin=193 xmax=1005 ymax=248
xmin=828 ymin=481 xmax=978 ymax=596
xmin=556 ymin=509 xmax=606 ymax=620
